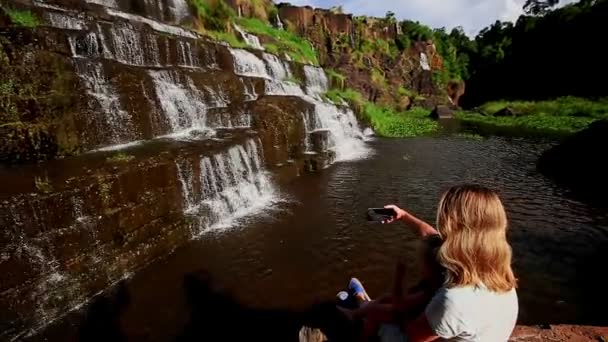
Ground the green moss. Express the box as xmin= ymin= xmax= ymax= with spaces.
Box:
xmin=2 ymin=7 xmax=40 ymax=27
xmin=106 ymin=152 xmax=135 ymax=163
xmin=205 ymin=30 xmax=248 ymax=48
xmin=237 ymin=17 xmax=319 ymax=65
xmin=264 ymin=43 xmax=280 ymax=55
xmin=284 ymin=75 xmax=302 ymax=85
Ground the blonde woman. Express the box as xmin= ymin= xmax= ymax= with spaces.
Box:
xmin=384 ymin=184 xmax=518 ymax=342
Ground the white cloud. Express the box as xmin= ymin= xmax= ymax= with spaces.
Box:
xmin=280 ymin=0 xmax=579 ymax=37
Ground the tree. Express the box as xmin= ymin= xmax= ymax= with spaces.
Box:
xmin=329 ymin=6 xmax=344 ymax=14
xmin=523 ymin=0 xmax=559 ymax=15
xmin=385 ymin=11 xmax=396 ymax=23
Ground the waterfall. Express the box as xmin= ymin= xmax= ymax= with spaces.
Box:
xmin=303 ymin=65 xmax=329 ymax=98
xmin=168 ymin=0 xmax=189 ymax=22
xmin=177 ymin=138 xmax=277 ymax=233
xmin=148 ymin=70 xmax=208 ymax=134
xmin=229 ymin=48 xmax=271 ymax=79
xmin=177 ymin=41 xmax=199 ymax=68
xmin=264 ymin=80 xmax=305 ymax=96
xmin=233 ymin=24 xmax=265 ymax=50
xmin=240 ymin=78 xmax=258 ymax=102
xmin=308 ymin=102 xmax=368 ymax=161
xmin=262 ymin=53 xmax=292 ymax=80
xmin=276 ymin=14 xmax=284 ymax=30
xmin=75 ymin=60 xmax=134 ymax=145
xmin=68 ymin=22 xmax=160 ymax=66
xmin=107 ymin=8 xmax=197 ymax=38
xmin=44 ymin=12 xmax=87 ymax=30
xmin=86 ymin=0 xmax=118 ymax=7
xmin=420 ymin=52 xmax=431 ymax=71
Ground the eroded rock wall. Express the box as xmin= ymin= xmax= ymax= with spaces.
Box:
xmin=277 ymin=4 xmax=447 ymax=106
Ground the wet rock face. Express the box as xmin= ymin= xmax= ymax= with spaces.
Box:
xmin=0 ymin=28 xmax=84 ymax=162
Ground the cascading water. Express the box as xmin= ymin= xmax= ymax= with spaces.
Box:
xmin=303 ymin=65 xmax=330 ymax=98
xmin=177 ymin=138 xmax=277 ymax=233
xmin=44 ymin=12 xmax=87 ymax=30
xmin=148 ymin=70 xmax=208 ymax=134
xmin=234 ymin=24 xmax=264 ymax=50
xmin=75 ymin=60 xmax=135 ymax=146
xmin=228 ymin=48 xmax=271 ymax=79
xmin=420 ymin=52 xmax=431 ymax=71
xmin=177 ymin=40 xmax=199 ymax=68
xmin=229 ymin=47 xmax=368 ymax=161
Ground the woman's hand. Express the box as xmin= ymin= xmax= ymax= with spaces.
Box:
xmin=382 ymin=204 xmax=408 ymax=224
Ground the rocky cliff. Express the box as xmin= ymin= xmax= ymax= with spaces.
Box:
xmin=277 ymin=4 xmax=447 ymax=107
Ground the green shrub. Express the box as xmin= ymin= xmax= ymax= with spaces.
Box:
xmin=2 ymin=7 xmax=39 ymax=27
xmin=189 ymin=0 xmax=235 ymax=32
xmin=326 ymin=69 xmax=346 ymax=89
xmin=237 ymin=17 xmax=318 ymax=65
xmin=371 ymin=68 xmax=388 ymax=89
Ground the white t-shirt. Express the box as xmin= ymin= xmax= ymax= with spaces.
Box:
xmin=425 ymin=285 xmax=518 ymax=341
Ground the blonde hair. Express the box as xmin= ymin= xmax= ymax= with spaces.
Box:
xmin=436 ymin=184 xmax=516 ymax=293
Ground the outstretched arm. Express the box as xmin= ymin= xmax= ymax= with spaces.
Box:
xmin=383 ymin=205 xmax=439 ymax=237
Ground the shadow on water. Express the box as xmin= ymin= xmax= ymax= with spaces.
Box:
xmin=34 ymin=271 xmax=355 ymax=342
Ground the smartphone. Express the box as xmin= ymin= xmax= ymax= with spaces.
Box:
xmin=366 ymin=208 xmax=397 ymax=222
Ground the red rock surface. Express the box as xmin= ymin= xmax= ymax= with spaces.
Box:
xmin=510 ymin=325 xmax=608 ymax=342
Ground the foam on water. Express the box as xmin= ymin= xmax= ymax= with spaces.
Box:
xmin=234 ymin=24 xmax=264 ymax=50
xmin=177 ymin=138 xmax=278 ymax=234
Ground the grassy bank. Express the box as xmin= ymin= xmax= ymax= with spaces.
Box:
xmin=325 ymin=89 xmax=438 ymax=137
xmin=458 ymin=97 xmax=608 ymax=135
xmin=237 ymin=18 xmax=318 ymax=65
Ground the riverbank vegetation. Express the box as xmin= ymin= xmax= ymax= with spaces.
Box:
xmin=457 ymin=97 xmax=608 ymax=135
xmin=325 ymin=89 xmax=438 ymax=137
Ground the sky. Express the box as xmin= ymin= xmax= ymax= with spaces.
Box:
xmin=282 ymin=0 xmax=578 ymax=37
